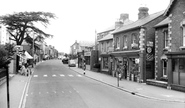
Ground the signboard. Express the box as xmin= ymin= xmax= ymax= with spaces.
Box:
xmin=84 ymin=52 xmax=91 ymax=56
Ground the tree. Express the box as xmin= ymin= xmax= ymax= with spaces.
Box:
xmin=0 ymin=43 xmax=15 ymax=68
xmin=0 ymin=12 xmax=56 ymax=72
xmin=0 ymin=11 xmax=56 ymax=45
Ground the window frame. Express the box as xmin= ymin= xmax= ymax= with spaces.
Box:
xmin=123 ymin=35 xmax=127 ymax=49
xmin=183 ymin=26 xmax=185 ymax=46
xmin=164 ymin=30 xmax=169 ymax=48
xmin=116 ymin=37 xmax=120 ymax=49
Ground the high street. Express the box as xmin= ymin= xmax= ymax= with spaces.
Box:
xmin=22 ymin=60 xmax=184 ymax=108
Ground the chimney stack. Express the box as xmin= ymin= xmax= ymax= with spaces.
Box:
xmin=115 ymin=13 xmax=129 ymax=29
xmin=138 ymin=7 xmax=149 ymax=19
xmin=120 ymin=13 xmax=129 ymax=22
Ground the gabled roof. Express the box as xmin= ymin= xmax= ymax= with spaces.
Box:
xmin=112 ymin=10 xmax=165 ymax=34
xmin=154 ymin=17 xmax=169 ymax=28
xmin=98 ymin=25 xmax=115 ymax=34
xmin=164 ymin=0 xmax=176 ymax=16
xmin=98 ymin=33 xmax=113 ymax=42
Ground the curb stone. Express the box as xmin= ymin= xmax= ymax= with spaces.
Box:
xmin=69 ymin=67 xmax=185 ymax=103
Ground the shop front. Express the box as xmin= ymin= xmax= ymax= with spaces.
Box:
xmin=111 ymin=50 xmax=140 ymax=82
xmin=166 ymin=52 xmax=185 ymax=88
xmin=84 ymin=51 xmax=91 ymax=65
xmin=100 ymin=54 xmax=110 ymax=74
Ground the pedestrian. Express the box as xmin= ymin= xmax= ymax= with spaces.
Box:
xmin=83 ymin=61 xmax=86 ymax=75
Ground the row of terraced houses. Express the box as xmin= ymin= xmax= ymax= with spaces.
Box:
xmin=70 ymin=0 xmax=185 ymax=92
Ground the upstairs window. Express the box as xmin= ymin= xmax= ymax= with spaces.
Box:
xmin=116 ymin=37 xmax=120 ymax=49
xmin=123 ymin=35 xmax=127 ymax=49
xmin=163 ymin=30 xmax=169 ymax=48
xmin=101 ymin=43 xmax=103 ymax=52
xmin=131 ymin=33 xmax=138 ymax=48
xmin=183 ymin=26 xmax=185 ymax=46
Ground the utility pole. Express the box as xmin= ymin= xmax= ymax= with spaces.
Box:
xmin=5 ymin=64 xmax=10 ymax=108
xmin=32 ymin=35 xmax=35 ymax=67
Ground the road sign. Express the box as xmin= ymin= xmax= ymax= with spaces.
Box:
xmin=14 ymin=45 xmax=23 ymax=52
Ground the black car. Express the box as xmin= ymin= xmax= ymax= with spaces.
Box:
xmin=62 ymin=58 xmax=68 ymax=64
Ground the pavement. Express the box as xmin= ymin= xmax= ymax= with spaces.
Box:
xmin=68 ymin=64 xmax=185 ymax=103
xmin=0 ymin=61 xmax=185 ymax=108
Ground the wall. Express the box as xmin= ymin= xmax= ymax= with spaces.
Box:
xmin=155 ymin=25 xmax=168 ymax=80
xmin=170 ymin=0 xmax=185 ymax=51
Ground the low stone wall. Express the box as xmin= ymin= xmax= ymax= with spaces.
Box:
xmin=171 ymin=84 xmax=185 ymax=93
xmin=146 ymin=79 xmax=168 ymax=88
xmin=0 ymin=68 xmax=6 ymax=86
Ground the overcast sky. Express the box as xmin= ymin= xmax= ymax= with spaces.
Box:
xmin=0 ymin=0 xmax=170 ymax=53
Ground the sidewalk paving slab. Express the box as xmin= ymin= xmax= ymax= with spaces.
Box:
xmin=68 ymin=65 xmax=185 ymax=103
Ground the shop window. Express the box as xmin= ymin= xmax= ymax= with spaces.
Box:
xmin=123 ymin=35 xmax=128 ymax=49
xmin=103 ymin=57 xmax=108 ymax=69
xmin=179 ymin=59 xmax=185 ymax=73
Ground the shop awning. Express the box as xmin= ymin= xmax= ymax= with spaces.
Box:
xmin=111 ymin=50 xmax=140 ymax=57
xmin=25 ymin=51 xmax=33 ymax=59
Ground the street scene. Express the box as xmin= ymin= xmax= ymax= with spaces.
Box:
xmin=0 ymin=0 xmax=185 ymax=108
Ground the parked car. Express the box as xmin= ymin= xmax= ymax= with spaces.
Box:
xmin=68 ymin=60 xmax=76 ymax=67
xmin=62 ymin=58 xmax=68 ymax=64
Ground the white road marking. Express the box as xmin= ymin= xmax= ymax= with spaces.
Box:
xmin=31 ymin=92 xmax=33 ymax=95
xmin=39 ymin=92 xmax=41 ymax=94
xmin=136 ymin=88 xmax=143 ymax=90
xmin=43 ymin=75 xmax=47 ymax=77
xmin=60 ymin=74 xmax=65 ymax=77
xmin=33 ymin=75 xmax=38 ymax=77
xmin=77 ymin=74 xmax=82 ymax=77
xmin=161 ymin=94 xmax=172 ymax=97
xmin=62 ymin=91 xmax=64 ymax=93
xmin=46 ymin=92 xmax=49 ymax=94
xmin=52 ymin=74 xmax=56 ymax=77
xmin=68 ymin=75 xmax=74 ymax=77
xmin=54 ymin=91 xmax=56 ymax=93
xmin=69 ymin=91 xmax=72 ymax=93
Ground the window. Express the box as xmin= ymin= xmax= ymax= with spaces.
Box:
xmin=106 ymin=41 xmax=109 ymax=52
xmin=116 ymin=37 xmax=120 ymax=49
xmin=164 ymin=30 xmax=169 ymax=48
xmin=183 ymin=26 xmax=185 ymax=46
xmin=162 ymin=61 xmax=167 ymax=77
xmin=131 ymin=33 xmax=137 ymax=44
xmin=101 ymin=43 xmax=103 ymax=52
xmin=103 ymin=57 xmax=108 ymax=69
xmin=131 ymin=33 xmax=138 ymax=48
xmin=123 ymin=35 xmax=127 ymax=49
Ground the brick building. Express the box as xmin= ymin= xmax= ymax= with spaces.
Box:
xmin=154 ymin=0 xmax=185 ymax=91
xmin=112 ymin=7 xmax=165 ymax=82
xmin=97 ymin=13 xmax=133 ymax=75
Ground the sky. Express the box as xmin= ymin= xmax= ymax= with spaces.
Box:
xmin=0 ymin=0 xmax=170 ymax=53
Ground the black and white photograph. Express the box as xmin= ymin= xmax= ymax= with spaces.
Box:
xmin=0 ymin=0 xmax=185 ymax=108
